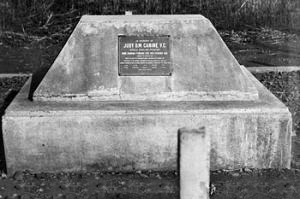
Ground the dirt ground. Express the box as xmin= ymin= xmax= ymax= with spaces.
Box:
xmin=0 ymin=167 xmax=300 ymax=199
xmin=221 ymin=28 xmax=300 ymax=67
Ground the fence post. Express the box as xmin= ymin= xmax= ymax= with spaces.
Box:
xmin=179 ymin=127 xmax=210 ymax=199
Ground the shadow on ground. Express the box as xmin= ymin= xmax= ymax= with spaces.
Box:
xmin=0 ymin=76 xmax=29 ymax=173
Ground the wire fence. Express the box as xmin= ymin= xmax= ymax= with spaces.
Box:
xmin=0 ymin=0 xmax=299 ymax=31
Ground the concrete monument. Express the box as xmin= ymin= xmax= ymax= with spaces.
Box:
xmin=3 ymin=15 xmax=292 ymax=173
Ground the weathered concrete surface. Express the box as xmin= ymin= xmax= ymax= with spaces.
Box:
xmin=179 ymin=127 xmax=209 ymax=199
xmin=33 ymin=15 xmax=258 ymax=101
xmin=3 ymin=65 xmax=292 ymax=173
xmin=2 ymin=15 xmax=292 ymax=174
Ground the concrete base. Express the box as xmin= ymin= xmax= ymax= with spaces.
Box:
xmin=3 ymin=66 xmax=292 ymax=174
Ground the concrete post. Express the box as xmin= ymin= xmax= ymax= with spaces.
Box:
xmin=125 ymin=11 xmax=132 ymax=15
xmin=179 ymin=127 xmax=210 ymax=199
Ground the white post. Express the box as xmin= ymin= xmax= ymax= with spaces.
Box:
xmin=125 ymin=11 xmax=133 ymax=15
xmin=179 ymin=127 xmax=210 ymax=199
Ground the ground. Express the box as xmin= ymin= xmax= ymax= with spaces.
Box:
xmin=221 ymin=28 xmax=300 ymax=67
xmin=0 ymin=169 xmax=300 ymax=199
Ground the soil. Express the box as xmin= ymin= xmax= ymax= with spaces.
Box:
xmin=0 ymin=169 xmax=299 ymax=199
xmin=221 ymin=28 xmax=300 ymax=67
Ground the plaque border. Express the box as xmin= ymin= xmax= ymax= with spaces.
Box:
xmin=118 ymin=35 xmax=172 ymax=76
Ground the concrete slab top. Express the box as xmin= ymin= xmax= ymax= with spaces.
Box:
xmin=80 ymin=14 xmax=210 ymax=22
xmin=5 ymin=69 xmax=289 ymax=117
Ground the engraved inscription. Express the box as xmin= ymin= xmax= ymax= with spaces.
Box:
xmin=118 ymin=36 xmax=171 ymax=76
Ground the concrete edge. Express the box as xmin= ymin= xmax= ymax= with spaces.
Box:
xmin=0 ymin=73 xmax=32 ymax=78
xmin=33 ymin=90 xmax=259 ymax=102
xmin=241 ymin=65 xmax=291 ymax=109
xmin=4 ymin=77 xmax=292 ymax=117
xmin=4 ymin=109 xmax=292 ymax=117
xmin=241 ymin=65 xmax=295 ymax=138
xmin=247 ymin=66 xmax=300 ymax=73
xmin=0 ymin=66 xmax=299 ymax=78
xmin=80 ymin=14 xmax=209 ymax=22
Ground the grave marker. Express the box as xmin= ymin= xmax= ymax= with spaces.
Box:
xmin=2 ymin=15 xmax=292 ymax=174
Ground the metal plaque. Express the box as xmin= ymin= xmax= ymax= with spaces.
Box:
xmin=118 ymin=35 xmax=171 ymax=76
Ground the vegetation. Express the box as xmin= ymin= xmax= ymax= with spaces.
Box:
xmin=0 ymin=0 xmax=299 ymax=32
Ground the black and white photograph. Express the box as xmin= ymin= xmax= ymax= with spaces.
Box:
xmin=0 ymin=0 xmax=299 ymax=198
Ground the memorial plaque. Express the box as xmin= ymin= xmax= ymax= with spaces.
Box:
xmin=118 ymin=35 xmax=171 ymax=76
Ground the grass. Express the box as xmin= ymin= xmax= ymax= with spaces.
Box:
xmin=0 ymin=0 xmax=299 ymax=32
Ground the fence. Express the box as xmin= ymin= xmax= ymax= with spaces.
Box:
xmin=0 ymin=0 xmax=299 ymax=31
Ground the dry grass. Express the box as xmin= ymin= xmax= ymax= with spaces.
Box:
xmin=0 ymin=0 xmax=299 ymax=31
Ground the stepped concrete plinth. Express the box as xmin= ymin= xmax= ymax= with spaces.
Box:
xmin=2 ymin=15 xmax=292 ymax=174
